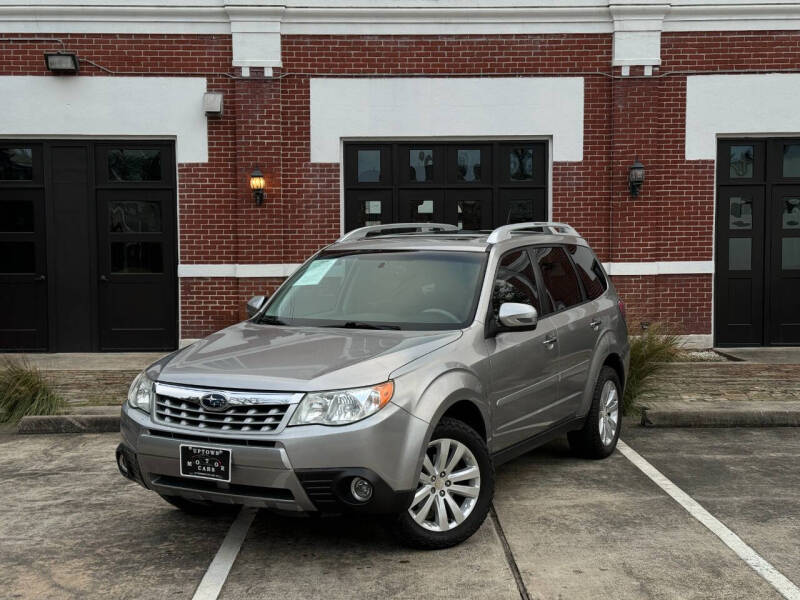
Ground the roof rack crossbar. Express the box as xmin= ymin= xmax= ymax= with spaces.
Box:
xmin=486 ymin=222 xmax=580 ymax=244
xmin=337 ymin=222 xmax=459 ymax=243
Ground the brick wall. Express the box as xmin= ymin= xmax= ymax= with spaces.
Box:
xmin=5 ymin=30 xmax=797 ymax=340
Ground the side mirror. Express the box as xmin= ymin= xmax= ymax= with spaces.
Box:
xmin=246 ymin=295 xmax=267 ymax=318
xmin=498 ymin=303 xmax=538 ymax=329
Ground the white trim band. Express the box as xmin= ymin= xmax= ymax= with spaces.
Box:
xmin=178 ymin=264 xmax=302 ymax=278
xmin=604 ymin=261 xmax=714 ymax=276
xmin=178 ymin=261 xmax=712 ymax=278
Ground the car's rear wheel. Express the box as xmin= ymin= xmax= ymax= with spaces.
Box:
xmin=567 ymin=365 xmax=621 ymax=459
xmin=390 ymin=417 xmax=494 ymax=549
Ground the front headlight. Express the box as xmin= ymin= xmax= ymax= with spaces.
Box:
xmin=289 ymin=381 xmax=394 ymax=426
xmin=127 ymin=371 xmax=154 ymax=413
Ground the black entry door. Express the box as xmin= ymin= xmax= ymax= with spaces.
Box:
xmin=768 ymin=186 xmax=800 ymax=343
xmin=715 ymin=139 xmax=800 ymax=346
xmin=95 ymin=143 xmax=178 ymax=351
xmin=714 ymin=185 xmax=765 ymax=345
xmin=0 ymin=144 xmax=48 ymax=350
xmin=0 ymin=140 xmax=177 ymax=352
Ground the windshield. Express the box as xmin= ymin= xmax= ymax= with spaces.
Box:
xmin=259 ymin=250 xmax=487 ymax=330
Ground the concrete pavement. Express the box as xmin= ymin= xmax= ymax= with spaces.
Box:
xmin=1 ymin=428 xmax=797 ymax=599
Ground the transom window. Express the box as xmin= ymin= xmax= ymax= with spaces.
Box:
xmin=344 ymin=141 xmax=548 ymax=232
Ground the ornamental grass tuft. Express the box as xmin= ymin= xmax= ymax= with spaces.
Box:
xmin=0 ymin=357 xmax=66 ymax=424
xmin=623 ymin=322 xmax=680 ymax=415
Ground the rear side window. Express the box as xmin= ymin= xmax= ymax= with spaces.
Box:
xmin=492 ymin=249 xmax=541 ymax=320
xmin=535 ymin=246 xmax=583 ymax=312
xmin=568 ymin=244 xmax=607 ymax=300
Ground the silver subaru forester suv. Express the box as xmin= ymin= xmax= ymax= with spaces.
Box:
xmin=117 ymin=222 xmax=629 ymax=548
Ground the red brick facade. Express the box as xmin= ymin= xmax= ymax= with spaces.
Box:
xmin=5 ymin=29 xmax=795 ymax=340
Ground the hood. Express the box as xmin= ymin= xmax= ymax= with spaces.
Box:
xmin=154 ymin=321 xmax=462 ymax=391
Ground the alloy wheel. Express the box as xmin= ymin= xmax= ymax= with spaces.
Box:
xmin=408 ymin=438 xmax=481 ymax=532
xmin=598 ymin=380 xmax=619 ymax=446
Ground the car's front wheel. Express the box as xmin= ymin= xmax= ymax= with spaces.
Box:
xmin=390 ymin=417 xmax=494 ymax=549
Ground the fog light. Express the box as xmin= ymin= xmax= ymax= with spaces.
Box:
xmin=350 ymin=477 xmax=373 ymax=502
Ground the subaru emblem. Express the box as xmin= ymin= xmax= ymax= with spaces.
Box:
xmin=201 ymin=393 xmax=228 ymax=411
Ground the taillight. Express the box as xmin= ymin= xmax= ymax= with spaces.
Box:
xmin=618 ymin=299 xmax=627 ymax=320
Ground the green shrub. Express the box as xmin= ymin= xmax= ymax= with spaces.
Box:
xmin=623 ymin=323 xmax=680 ymax=415
xmin=0 ymin=358 xmax=66 ymax=424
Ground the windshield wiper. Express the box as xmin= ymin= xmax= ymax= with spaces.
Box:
xmin=326 ymin=321 xmax=401 ymax=330
xmin=258 ymin=315 xmax=288 ymax=326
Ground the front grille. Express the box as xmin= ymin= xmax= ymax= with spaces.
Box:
xmin=153 ymin=382 xmax=299 ymax=433
xmin=155 ymin=395 xmax=289 ymax=432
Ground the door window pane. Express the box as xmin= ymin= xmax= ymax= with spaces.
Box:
xmin=0 ymin=201 xmax=34 ymax=232
xmin=108 ymin=149 xmax=162 ymax=181
xmin=782 ymin=238 xmax=800 ymax=270
xmin=506 ymin=199 xmax=533 ymax=223
xmin=0 ymin=148 xmax=33 ymax=181
xmin=493 ymin=250 xmax=540 ymax=319
xmin=412 ymin=199 xmax=434 ymax=222
xmin=568 ymin=245 xmax=607 ymax=300
xmin=111 ymin=242 xmax=163 ymax=273
xmin=109 ymin=201 xmax=162 ymax=233
xmin=536 ymin=247 xmax=583 ymax=312
xmin=0 ymin=241 xmax=35 ymax=272
xmin=509 ymin=147 xmax=534 ymax=181
xmin=456 ymin=149 xmax=482 ymax=182
xmin=783 ymin=144 xmax=800 ymax=178
xmin=359 ymin=200 xmax=383 ymax=226
xmin=729 ymin=145 xmax=754 ymax=178
xmin=357 ymin=150 xmax=381 ymax=183
xmin=409 ymin=149 xmax=434 ymax=182
xmin=729 ymin=238 xmax=751 ymax=271
xmin=783 ymin=198 xmax=800 ymax=229
xmin=729 ymin=196 xmax=753 ymax=230
xmin=458 ymin=200 xmax=482 ymax=230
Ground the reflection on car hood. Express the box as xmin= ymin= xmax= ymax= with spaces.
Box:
xmin=156 ymin=321 xmax=462 ymax=391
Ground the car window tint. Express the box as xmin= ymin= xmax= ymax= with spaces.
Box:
xmin=568 ymin=244 xmax=607 ymax=300
xmin=535 ymin=246 xmax=583 ymax=312
xmin=492 ymin=249 xmax=541 ymax=320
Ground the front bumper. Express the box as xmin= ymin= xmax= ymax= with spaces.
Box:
xmin=118 ymin=401 xmax=426 ymax=514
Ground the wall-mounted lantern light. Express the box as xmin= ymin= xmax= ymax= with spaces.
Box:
xmin=44 ymin=52 xmax=80 ymax=74
xmin=628 ymin=160 xmax=645 ymax=197
xmin=250 ymin=169 xmax=266 ymax=205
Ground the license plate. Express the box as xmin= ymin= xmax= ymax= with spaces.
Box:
xmin=180 ymin=444 xmax=231 ymax=482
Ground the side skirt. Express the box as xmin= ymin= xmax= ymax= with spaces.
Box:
xmin=491 ymin=417 xmax=585 ymax=467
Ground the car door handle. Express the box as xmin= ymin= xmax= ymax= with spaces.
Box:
xmin=542 ymin=336 xmax=557 ymax=348
xmin=590 ymin=319 xmax=601 ymax=331
xmin=99 ymin=275 xmax=110 ymax=283
xmin=34 ymin=274 xmax=46 ymax=282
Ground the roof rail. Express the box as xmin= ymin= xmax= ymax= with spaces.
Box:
xmin=337 ymin=222 xmax=459 ymax=242
xmin=486 ymin=222 xmax=581 ymax=244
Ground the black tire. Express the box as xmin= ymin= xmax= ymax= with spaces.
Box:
xmin=568 ymin=366 xmax=622 ymax=459
xmin=158 ymin=494 xmax=239 ymax=515
xmin=390 ymin=417 xmax=494 ymax=549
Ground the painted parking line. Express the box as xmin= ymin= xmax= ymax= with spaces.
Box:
xmin=192 ymin=506 xmax=258 ymax=600
xmin=618 ymin=440 xmax=800 ymax=600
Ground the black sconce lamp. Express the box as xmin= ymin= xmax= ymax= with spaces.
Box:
xmin=628 ymin=160 xmax=645 ymax=197
xmin=44 ymin=52 xmax=80 ymax=74
xmin=250 ymin=169 xmax=266 ymax=205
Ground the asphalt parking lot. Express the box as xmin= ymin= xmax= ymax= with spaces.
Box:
xmin=1 ymin=427 xmax=798 ymax=600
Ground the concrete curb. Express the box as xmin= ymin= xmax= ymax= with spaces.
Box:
xmin=640 ymin=406 xmax=800 ymax=428
xmin=18 ymin=413 xmax=120 ymax=434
